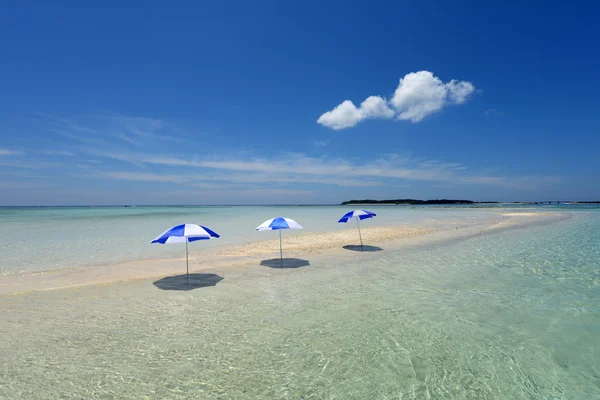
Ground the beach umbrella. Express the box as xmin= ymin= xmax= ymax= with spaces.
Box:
xmin=338 ymin=210 xmax=376 ymax=249
xmin=256 ymin=217 xmax=303 ymax=266
xmin=151 ymin=224 xmax=220 ymax=277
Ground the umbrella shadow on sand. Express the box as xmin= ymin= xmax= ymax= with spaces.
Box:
xmin=343 ymin=245 xmax=383 ymax=252
xmin=260 ymin=258 xmax=310 ymax=269
xmin=153 ymin=273 xmax=224 ymax=291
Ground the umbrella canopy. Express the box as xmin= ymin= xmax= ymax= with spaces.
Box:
xmin=152 ymin=224 xmax=220 ymax=243
xmin=256 ymin=216 xmax=303 ymax=231
xmin=338 ymin=209 xmax=376 ymax=223
xmin=256 ymin=217 xmax=303 ymax=266
xmin=151 ymin=224 xmax=220 ymax=277
xmin=338 ymin=210 xmax=376 ymax=249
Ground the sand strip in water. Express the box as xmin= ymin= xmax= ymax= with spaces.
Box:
xmin=0 ymin=212 xmax=566 ymax=295
xmin=215 ymin=226 xmax=433 ymax=257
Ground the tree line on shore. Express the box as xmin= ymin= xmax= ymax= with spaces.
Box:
xmin=341 ymin=199 xmax=600 ymax=205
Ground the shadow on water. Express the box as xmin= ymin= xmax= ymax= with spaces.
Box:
xmin=343 ymin=245 xmax=383 ymax=252
xmin=260 ymin=258 xmax=310 ymax=269
xmin=153 ymin=273 xmax=224 ymax=291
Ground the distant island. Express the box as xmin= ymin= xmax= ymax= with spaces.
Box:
xmin=341 ymin=199 xmax=600 ymax=205
xmin=341 ymin=199 xmax=497 ymax=205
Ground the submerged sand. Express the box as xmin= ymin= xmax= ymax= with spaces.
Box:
xmin=500 ymin=212 xmax=553 ymax=217
xmin=0 ymin=209 xmax=593 ymax=399
xmin=0 ymin=212 xmax=566 ymax=295
xmin=215 ymin=226 xmax=433 ymax=257
xmin=0 ymin=225 xmax=437 ymax=295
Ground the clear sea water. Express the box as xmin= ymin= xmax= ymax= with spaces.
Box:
xmin=0 ymin=205 xmax=503 ymax=275
xmin=0 ymin=205 xmax=599 ymax=399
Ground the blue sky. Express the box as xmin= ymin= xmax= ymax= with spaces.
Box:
xmin=1 ymin=0 xmax=599 ymax=205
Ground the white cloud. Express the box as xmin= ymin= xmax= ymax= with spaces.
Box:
xmin=318 ymin=70 xmax=476 ymax=129
xmin=108 ymin=114 xmax=185 ymax=143
xmin=42 ymin=150 xmax=75 ymax=156
xmin=391 ymin=71 xmax=476 ymax=122
xmin=97 ymin=171 xmax=190 ymax=183
xmin=162 ymin=188 xmax=317 ymax=201
xmin=88 ymin=165 xmax=379 ymax=188
xmin=54 ymin=130 xmax=108 ymax=146
xmin=220 ymin=188 xmax=316 ymax=197
xmin=86 ymin=149 xmax=541 ymax=189
xmin=117 ymin=115 xmax=164 ymax=136
xmin=361 ymin=96 xmax=396 ymax=119
xmin=0 ymin=160 xmax=61 ymax=169
xmin=445 ymin=79 xmax=476 ymax=104
xmin=0 ymin=149 xmax=24 ymax=156
xmin=42 ymin=112 xmax=186 ymax=146
xmin=317 ymin=96 xmax=394 ymax=130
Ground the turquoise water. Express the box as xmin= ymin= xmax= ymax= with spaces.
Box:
xmin=0 ymin=205 xmax=500 ymax=275
xmin=0 ymin=208 xmax=599 ymax=398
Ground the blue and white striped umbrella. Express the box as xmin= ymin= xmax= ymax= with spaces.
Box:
xmin=338 ymin=210 xmax=376 ymax=249
xmin=256 ymin=216 xmax=303 ymax=231
xmin=151 ymin=224 xmax=220 ymax=277
xmin=338 ymin=210 xmax=376 ymax=223
xmin=256 ymin=217 xmax=303 ymax=265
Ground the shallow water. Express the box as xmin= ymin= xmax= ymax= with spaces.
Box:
xmin=1 ymin=211 xmax=599 ymax=399
xmin=0 ymin=205 xmax=499 ymax=275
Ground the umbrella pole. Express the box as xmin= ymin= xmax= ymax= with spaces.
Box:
xmin=356 ymin=218 xmax=363 ymax=250
xmin=186 ymin=240 xmax=189 ymax=278
xmin=279 ymin=230 xmax=283 ymax=267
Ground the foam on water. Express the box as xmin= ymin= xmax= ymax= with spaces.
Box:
xmin=1 ymin=210 xmax=599 ymax=398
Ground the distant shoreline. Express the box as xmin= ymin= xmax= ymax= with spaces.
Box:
xmin=1 ymin=201 xmax=599 ymax=208
xmin=340 ymin=199 xmax=600 ymax=205
xmin=341 ymin=199 xmax=494 ymax=205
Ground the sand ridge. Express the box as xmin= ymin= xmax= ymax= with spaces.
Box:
xmin=500 ymin=212 xmax=554 ymax=217
xmin=214 ymin=226 xmax=434 ymax=257
xmin=0 ymin=212 xmax=565 ymax=295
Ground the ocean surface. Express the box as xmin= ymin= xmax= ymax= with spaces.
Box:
xmin=1 ymin=205 xmax=599 ymax=399
xmin=0 ymin=204 xmax=508 ymax=275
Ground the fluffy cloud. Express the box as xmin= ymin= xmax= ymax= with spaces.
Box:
xmin=391 ymin=71 xmax=476 ymax=122
xmin=318 ymin=71 xmax=476 ymax=129
xmin=316 ymin=96 xmax=394 ymax=130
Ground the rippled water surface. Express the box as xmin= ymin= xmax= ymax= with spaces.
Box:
xmin=1 ymin=210 xmax=599 ymax=399
xmin=0 ymin=205 xmax=499 ymax=275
